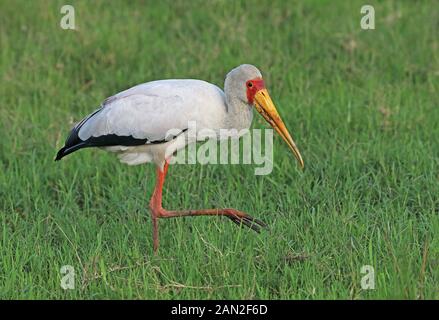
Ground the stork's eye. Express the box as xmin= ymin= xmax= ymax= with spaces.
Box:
xmin=247 ymin=82 xmax=253 ymax=88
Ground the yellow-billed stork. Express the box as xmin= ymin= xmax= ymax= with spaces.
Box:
xmin=56 ymin=64 xmax=304 ymax=252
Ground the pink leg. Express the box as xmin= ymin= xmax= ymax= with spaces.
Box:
xmin=148 ymin=161 xmax=266 ymax=253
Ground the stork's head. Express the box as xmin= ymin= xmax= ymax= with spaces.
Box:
xmin=225 ymin=64 xmax=304 ymax=168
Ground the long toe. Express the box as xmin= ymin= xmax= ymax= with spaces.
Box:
xmin=227 ymin=213 xmax=268 ymax=233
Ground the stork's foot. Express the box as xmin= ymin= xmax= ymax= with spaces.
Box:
xmin=152 ymin=206 xmax=267 ymax=233
xmin=149 ymin=206 xmax=267 ymax=253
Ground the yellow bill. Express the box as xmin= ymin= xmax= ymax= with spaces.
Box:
xmin=254 ymin=89 xmax=304 ymax=169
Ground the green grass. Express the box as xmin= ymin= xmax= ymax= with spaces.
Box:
xmin=1 ymin=0 xmax=438 ymax=299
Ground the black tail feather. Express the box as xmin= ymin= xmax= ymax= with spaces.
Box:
xmin=55 ymin=143 xmax=87 ymax=161
xmin=55 ymin=147 xmax=66 ymax=161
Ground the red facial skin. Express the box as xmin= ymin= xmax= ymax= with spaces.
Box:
xmin=246 ymin=78 xmax=265 ymax=104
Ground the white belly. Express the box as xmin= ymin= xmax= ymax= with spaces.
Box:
xmin=103 ymin=133 xmax=191 ymax=168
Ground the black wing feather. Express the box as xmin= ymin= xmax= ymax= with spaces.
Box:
xmin=55 ymin=107 xmax=187 ymax=161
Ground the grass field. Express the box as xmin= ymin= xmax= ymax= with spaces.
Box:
xmin=0 ymin=0 xmax=438 ymax=299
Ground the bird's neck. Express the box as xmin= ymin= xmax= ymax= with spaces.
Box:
xmin=224 ymin=96 xmax=254 ymax=131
